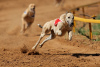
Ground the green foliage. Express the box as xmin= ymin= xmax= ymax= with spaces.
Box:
xmin=92 ymin=31 xmax=100 ymax=35
xmin=75 ymin=15 xmax=100 ymax=41
xmin=92 ymin=38 xmax=100 ymax=41
xmin=78 ymin=28 xmax=86 ymax=35
xmin=96 ymin=14 xmax=100 ymax=20
xmin=96 ymin=38 xmax=100 ymax=41
xmin=92 ymin=15 xmax=100 ymax=35
xmin=76 ymin=27 xmax=89 ymax=38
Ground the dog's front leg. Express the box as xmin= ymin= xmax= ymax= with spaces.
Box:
xmin=26 ymin=22 xmax=32 ymax=29
xmin=68 ymin=30 xmax=72 ymax=41
xmin=21 ymin=19 xmax=26 ymax=33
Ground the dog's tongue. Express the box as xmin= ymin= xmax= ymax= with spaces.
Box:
xmin=54 ymin=19 xmax=62 ymax=26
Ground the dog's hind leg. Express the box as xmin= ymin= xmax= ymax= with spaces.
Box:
xmin=31 ymin=33 xmax=45 ymax=51
xmin=27 ymin=22 xmax=33 ymax=28
xmin=21 ymin=19 xmax=27 ymax=33
xmin=39 ymin=34 xmax=52 ymax=48
xmin=21 ymin=22 xmax=25 ymax=33
xmin=39 ymin=30 xmax=55 ymax=48
xmin=27 ymin=34 xmax=45 ymax=55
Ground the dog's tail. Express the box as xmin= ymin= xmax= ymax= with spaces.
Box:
xmin=38 ymin=24 xmax=43 ymax=28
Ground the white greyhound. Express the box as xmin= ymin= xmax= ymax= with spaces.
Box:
xmin=28 ymin=12 xmax=74 ymax=54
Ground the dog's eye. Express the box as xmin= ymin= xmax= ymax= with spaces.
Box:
xmin=68 ymin=17 xmax=70 ymax=19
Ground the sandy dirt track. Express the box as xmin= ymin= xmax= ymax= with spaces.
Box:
xmin=0 ymin=0 xmax=100 ymax=67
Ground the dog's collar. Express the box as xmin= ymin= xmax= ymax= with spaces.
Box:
xmin=24 ymin=11 xmax=35 ymax=18
xmin=24 ymin=11 xmax=27 ymax=14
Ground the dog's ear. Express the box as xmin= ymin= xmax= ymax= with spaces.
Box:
xmin=29 ymin=4 xmax=35 ymax=8
xmin=34 ymin=5 xmax=36 ymax=9
xmin=66 ymin=11 xmax=68 ymax=14
xmin=29 ymin=4 xmax=32 ymax=7
xmin=60 ymin=14 xmax=66 ymax=21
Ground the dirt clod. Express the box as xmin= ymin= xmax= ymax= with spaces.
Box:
xmin=20 ymin=45 xmax=28 ymax=53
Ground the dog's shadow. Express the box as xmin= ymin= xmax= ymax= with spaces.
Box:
xmin=71 ymin=53 xmax=100 ymax=58
xmin=42 ymin=53 xmax=100 ymax=58
xmin=27 ymin=50 xmax=100 ymax=58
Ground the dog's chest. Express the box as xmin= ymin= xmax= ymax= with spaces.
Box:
xmin=25 ymin=16 xmax=34 ymax=22
xmin=24 ymin=11 xmax=35 ymax=20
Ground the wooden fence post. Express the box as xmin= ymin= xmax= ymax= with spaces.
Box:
xmin=89 ymin=23 xmax=92 ymax=39
xmin=72 ymin=11 xmax=76 ymax=32
xmin=82 ymin=7 xmax=85 ymax=18
xmin=82 ymin=7 xmax=92 ymax=39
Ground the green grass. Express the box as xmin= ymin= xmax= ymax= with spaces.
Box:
xmin=92 ymin=15 xmax=100 ymax=41
xmin=75 ymin=27 xmax=89 ymax=38
xmin=92 ymin=38 xmax=100 ymax=41
xmin=92 ymin=16 xmax=100 ymax=35
xmin=92 ymin=31 xmax=100 ymax=35
xmin=74 ymin=15 xmax=100 ymax=41
xmin=96 ymin=14 xmax=100 ymax=20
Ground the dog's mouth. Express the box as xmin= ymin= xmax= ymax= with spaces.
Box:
xmin=70 ymin=23 xmax=74 ymax=27
xmin=67 ymin=21 xmax=74 ymax=27
xmin=33 ymin=8 xmax=35 ymax=10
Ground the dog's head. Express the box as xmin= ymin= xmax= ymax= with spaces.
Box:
xmin=65 ymin=13 xmax=74 ymax=27
xmin=28 ymin=4 xmax=35 ymax=12
xmin=60 ymin=13 xmax=74 ymax=27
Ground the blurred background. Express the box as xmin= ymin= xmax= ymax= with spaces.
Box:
xmin=0 ymin=0 xmax=100 ymax=67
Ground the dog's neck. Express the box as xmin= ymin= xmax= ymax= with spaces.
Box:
xmin=61 ymin=19 xmax=70 ymax=30
xmin=28 ymin=10 xmax=35 ymax=18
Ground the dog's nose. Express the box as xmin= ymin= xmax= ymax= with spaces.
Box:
xmin=70 ymin=23 xmax=74 ymax=27
xmin=33 ymin=8 xmax=35 ymax=10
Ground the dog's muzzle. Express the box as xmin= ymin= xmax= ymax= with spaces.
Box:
xmin=70 ymin=23 xmax=74 ymax=27
xmin=33 ymin=8 xmax=35 ymax=10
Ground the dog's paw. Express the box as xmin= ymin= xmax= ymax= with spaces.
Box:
xmin=27 ymin=50 xmax=35 ymax=55
xmin=20 ymin=30 xmax=24 ymax=34
xmin=39 ymin=45 xmax=42 ymax=48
